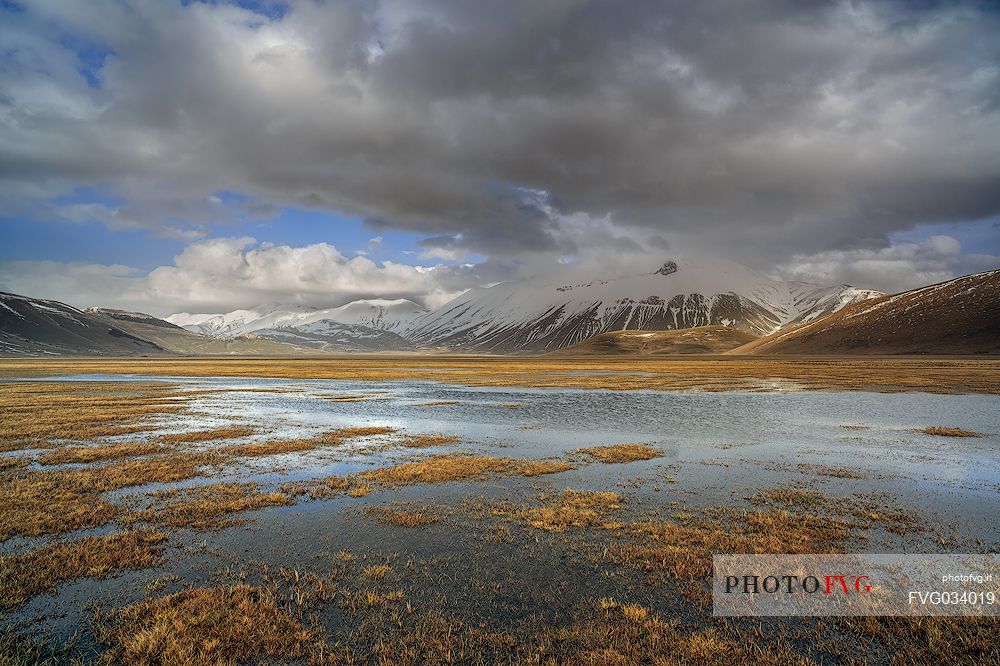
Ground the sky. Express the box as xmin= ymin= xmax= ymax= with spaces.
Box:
xmin=1 ymin=0 xmax=999 ymax=316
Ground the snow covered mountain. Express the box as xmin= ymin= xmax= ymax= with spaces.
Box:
xmin=252 ymin=320 xmax=414 ymax=353
xmin=166 ymin=299 xmax=427 ymax=337
xmin=402 ymin=258 xmax=881 ymax=353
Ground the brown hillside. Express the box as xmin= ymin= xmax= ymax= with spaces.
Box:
xmin=549 ymin=326 xmax=758 ymax=356
xmin=732 ymin=269 xmax=1000 ymax=355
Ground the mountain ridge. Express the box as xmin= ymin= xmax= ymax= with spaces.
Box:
xmin=730 ymin=269 xmax=1000 ymax=355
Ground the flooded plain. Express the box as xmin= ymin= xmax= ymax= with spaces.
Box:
xmin=2 ymin=373 xmax=999 ymax=664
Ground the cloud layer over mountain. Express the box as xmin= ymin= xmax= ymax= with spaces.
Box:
xmin=2 ymin=0 xmax=999 ymax=311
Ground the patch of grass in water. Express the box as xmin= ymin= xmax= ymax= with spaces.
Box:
xmin=919 ymin=426 xmax=982 ymax=437
xmin=749 ymin=486 xmax=827 ymax=507
xmin=364 ymin=506 xmax=441 ymax=528
xmin=513 ymin=489 xmax=624 ymax=532
xmin=38 ymin=441 xmax=166 ymax=465
xmin=398 ymin=434 xmax=461 ymax=448
xmin=159 ymin=426 xmax=255 ymax=444
xmin=0 ymin=530 xmax=167 ymax=609
xmin=0 ymin=452 xmax=223 ymax=539
xmin=579 ymin=443 xmax=661 ymax=464
xmin=362 ymin=454 xmax=572 ymax=486
xmin=122 ymin=482 xmax=292 ymax=531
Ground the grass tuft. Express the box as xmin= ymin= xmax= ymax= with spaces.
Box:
xmin=516 ymin=489 xmax=623 ymax=532
xmin=364 ymin=506 xmax=441 ymax=528
xmin=96 ymin=585 xmax=316 ymax=664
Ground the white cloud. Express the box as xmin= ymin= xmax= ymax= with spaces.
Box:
xmin=777 ymin=235 xmax=1000 ymax=294
xmin=0 ymin=238 xmax=469 ymax=316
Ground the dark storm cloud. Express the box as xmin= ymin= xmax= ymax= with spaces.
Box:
xmin=2 ymin=0 xmax=999 ymax=266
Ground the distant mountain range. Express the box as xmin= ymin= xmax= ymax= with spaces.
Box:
xmin=166 ymin=298 xmax=425 ymax=337
xmin=165 ymin=299 xmax=424 ymax=353
xmin=2 ymin=259 xmax=996 ymax=356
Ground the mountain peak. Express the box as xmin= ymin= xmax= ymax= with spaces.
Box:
xmin=654 ymin=261 xmax=678 ymax=276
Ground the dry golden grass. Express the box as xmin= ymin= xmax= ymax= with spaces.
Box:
xmin=328 ymin=426 xmax=397 ymax=438
xmin=0 ymin=456 xmax=27 ymax=471
xmin=62 ymin=453 xmax=222 ymax=493
xmin=0 ymin=474 xmax=120 ymax=540
xmin=850 ymin=506 xmax=920 ymax=535
xmin=222 ymin=438 xmax=323 ymax=457
xmin=360 ymin=563 xmax=393 ymax=580
xmin=6 ymin=356 xmax=998 ymax=395
xmin=296 ymin=475 xmax=352 ymax=499
xmin=0 ymin=453 xmax=221 ymax=539
xmin=364 ymin=506 xmax=441 ymax=528
xmin=96 ymin=585 xmax=316 ymax=664
xmin=0 ymin=381 xmax=191 ymax=447
xmin=221 ymin=426 xmax=392 ymax=458
xmin=796 ymin=463 xmax=867 ymax=479
xmin=354 ymin=602 xmax=814 ymax=666
xmin=613 ymin=508 xmax=851 ymax=605
xmin=528 ymin=601 xmax=814 ymax=666
xmin=517 ymin=489 xmax=624 ymax=532
xmin=518 ymin=460 xmax=575 ymax=476
xmin=123 ymin=483 xmax=292 ymax=530
xmin=362 ymin=455 xmax=514 ymax=485
xmin=919 ymin=426 xmax=983 ymax=437
xmin=838 ymin=616 xmax=1000 ymax=665
xmin=348 ymin=484 xmax=373 ymax=497
xmin=361 ymin=454 xmax=576 ymax=487
xmin=749 ymin=486 xmax=827 ymax=507
xmin=398 ymin=434 xmax=461 ymax=448
xmin=579 ymin=443 xmax=661 ymax=463
xmin=0 ymin=530 xmax=167 ymax=609
xmin=38 ymin=441 xmax=166 ymax=465
xmin=416 ymin=400 xmax=462 ymax=406
xmin=159 ymin=426 xmax=255 ymax=444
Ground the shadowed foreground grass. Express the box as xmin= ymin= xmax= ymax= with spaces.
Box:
xmin=122 ymin=482 xmax=293 ymax=531
xmin=95 ymin=585 xmax=316 ymax=665
xmin=1 ymin=370 xmax=996 ymax=664
xmin=0 ymin=530 xmax=167 ymax=609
